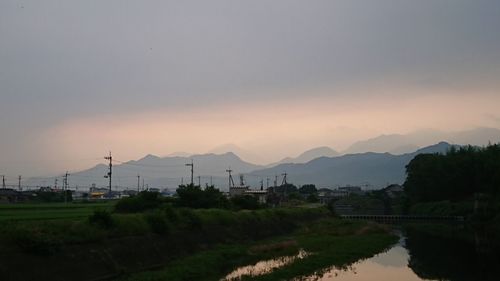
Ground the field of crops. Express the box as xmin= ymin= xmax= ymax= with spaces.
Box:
xmin=0 ymin=201 xmax=115 ymax=221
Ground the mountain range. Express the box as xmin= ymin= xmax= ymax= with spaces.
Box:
xmin=344 ymin=127 xmax=500 ymax=154
xmin=248 ymin=142 xmax=454 ymax=189
xmin=24 ymin=127 xmax=500 ymax=191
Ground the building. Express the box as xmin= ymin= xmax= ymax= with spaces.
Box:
xmin=383 ymin=184 xmax=404 ymax=199
xmin=0 ymin=189 xmax=30 ymax=203
xmin=338 ymin=186 xmax=364 ymax=195
xmin=244 ymin=190 xmax=268 ymax=204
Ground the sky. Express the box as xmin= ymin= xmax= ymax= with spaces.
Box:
xmin=1 ymin=0 xmax=500 ymax=177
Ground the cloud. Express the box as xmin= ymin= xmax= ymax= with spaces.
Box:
xmin=1 ymin=1 xmax=500 ymax=175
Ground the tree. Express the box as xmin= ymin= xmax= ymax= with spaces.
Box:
xmin=299 ymin=184 xmax=317 ymax=194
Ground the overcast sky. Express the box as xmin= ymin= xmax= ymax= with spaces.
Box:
xmin=1 ymin=0 xmax=500 ymax=177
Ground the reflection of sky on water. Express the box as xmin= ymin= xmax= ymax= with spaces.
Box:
xmin=300 ymin=239 xmax=441 ymax=281
xmin=222 ymin=249 xmax=309 ymax=281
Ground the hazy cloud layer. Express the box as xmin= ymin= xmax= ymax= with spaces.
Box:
xmin=1 ymin=1 xmax=500 ymax=176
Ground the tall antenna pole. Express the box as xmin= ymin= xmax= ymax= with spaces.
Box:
xmin=64 ymin=172 xmax=70 ymax=204
xmin=281 ymin=172 xmax=288 ymax=185
xmin=18 ymin=175 xmax=21 ymax=191
xmin=54 ymin=178 xmax=58 ymax=190
xmin=104 ymin=152 xmax=112 ymax=194
xmin=281 ymin=172 xmax=288 ymax=198
xmin=1 ymin=175 xmax=5 ymax=189
xmin=137 ymin=174 xmax=140 ymax=193
xmin=185 ymin=160 xmax=194 ymax=186
xmin=198 ymin=176 xmax=201 ymax=187
xmin=226 ymin=168 xmax=234 ymax=189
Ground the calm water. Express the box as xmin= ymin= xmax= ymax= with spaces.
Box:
xmin=224 ymin=225 xmax=500 ymax=281
xmin=298 ymin=237 xmax=430 ymax=281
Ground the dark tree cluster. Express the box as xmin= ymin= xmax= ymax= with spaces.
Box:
xmin=176 ymin=184 xmax=229 ymax=209
xmin=404 ymin=144 xmax=500 ymax=204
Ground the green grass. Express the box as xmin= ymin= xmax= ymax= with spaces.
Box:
xmin=0 ymin=202 xmax=115 ymax=221
xmin=118 ymin=219 xmax=397 ymax=281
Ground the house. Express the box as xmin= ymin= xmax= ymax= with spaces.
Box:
xmin=317 ymin=188 xmax=349 ymax=204
xmin=338 ymin=186 xmax=364 ymax=195
xmin=0 ymin=189 xmax=30 ymax=203
xmin=383 ymin=184 xmax=404 ymax=199
xmin=244 ymin=189 xmax=268 ymax=204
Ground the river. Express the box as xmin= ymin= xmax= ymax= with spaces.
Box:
xmin=224 ymin=224 xmax=500 ymax=281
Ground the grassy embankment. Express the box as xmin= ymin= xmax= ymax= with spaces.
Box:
xmin=119 ymin=219 xmax=397 ymax=281
xmin=0 ymin=201 xmax=115 ymax=221
xmin=0 ymin=203 xmax=397 ymax=281
xmin=0 ymin=206 xmax=345 ymax=281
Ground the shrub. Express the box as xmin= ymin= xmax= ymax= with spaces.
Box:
xmin=144 ymin=212 xmax=170 ymax=234
xmin=163 ymin=204 xmax=179 ymax=222
xmin=8 ymin=224 xmax=62 ymax=255
xmin=326 ymin=201 xmax=338 ymax=217
xmin=231 ymin=195 xmax=261 ymax=210
xmin=115 ymin=191 xmax=163 ymax=213
xmin=88 ymin=209 xmax=114 ymax=228
xmin=179 ymin=209 xmax=202 ymax=230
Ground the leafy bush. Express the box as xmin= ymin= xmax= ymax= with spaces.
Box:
xmin=8 ymin=224 xmax=62 ymax=255
xmin=176 ymin=184 xmax=229 ymax=209
xmin=179 ymin=209 xmax=202 ymax=230
xmin=88 ymin=209 xmax=114 ymax=228
xmin=115 ymin=191 xmax=163 ymax=213
xmin=144 ymin=212 xmax=170 ymax=234
xmin=163 ymin=204 xmax=179 ymax=222
xmin=231 ymin=195 xmax=261 ymax=210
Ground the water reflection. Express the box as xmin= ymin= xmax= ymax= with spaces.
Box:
xmin=297 ymin=237 xmax=433 ymax=281
xmin=222 ymin=225 xmax=500 ymax=281
xmin=222 ymin=249 xmax=309 ymax=281
xmin=299 ymin=225 xmax=500 ymax=281
xmin=405 ymin=226 xmax=500 ymax=281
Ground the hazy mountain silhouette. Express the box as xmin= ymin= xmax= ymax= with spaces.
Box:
xmin=269 ymin=146 xmax=340 ymax=166
xmin=40 ymin=152 xmax=263 ymax=190
xmin=344 ymin=127 xmax=500 ymax=154
xmin=209 ymin=143 xmax=265 ymax=164
xmin=249 ymin=142 xmax=455 ymax=189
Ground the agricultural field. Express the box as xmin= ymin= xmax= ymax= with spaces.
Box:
xmin=0 ymin=201 xmax=115 ymax=221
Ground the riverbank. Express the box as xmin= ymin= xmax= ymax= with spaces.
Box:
xmin=0 ymin=207 xmax=329 ymax=281
xmin=119 ymin=219 xmax=397 ymax=281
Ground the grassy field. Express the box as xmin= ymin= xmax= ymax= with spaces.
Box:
xmin=119 ymin=219 xmax=397 ymax=281
xmin=0 ymin=201 xmax=115 ymax=221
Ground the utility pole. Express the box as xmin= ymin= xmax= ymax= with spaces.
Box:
xmin=198 ymin=176 xmax=201 ymax=187
xmin=54 ymin=178 xmax=58 ymax=190
xmin=260 ymin=179 xmax=264 ymax=191
xmin=142 ymin=178 xmax=145 ymax=191
xmin=281 ymin=172 xmax=288 ymax=185
xmin=64 ymin=172 xmax=70 ymax=204
xmin=226 ymin=168 xmax=234 ymax=189
xmin=1 ymin=175 xmax=5 ymax=189
xmin=185 ymin=160 xmax=194 ymax=186
xmin=282 ymin=172 xmax=288 ymax=198
xmin=137 ymin=174 xmax=140 ymax=193
xmin=104 ymin=152 xmax=112 ymax=194
xmin=18 ymin=175 xmax=21 ymax=191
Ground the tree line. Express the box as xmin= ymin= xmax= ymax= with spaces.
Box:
xmin=404 ymin=144 xmax=500 ymax=204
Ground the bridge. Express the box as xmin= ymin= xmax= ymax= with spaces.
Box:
xmin=340 ymin=214 xmax=465 ymax=223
